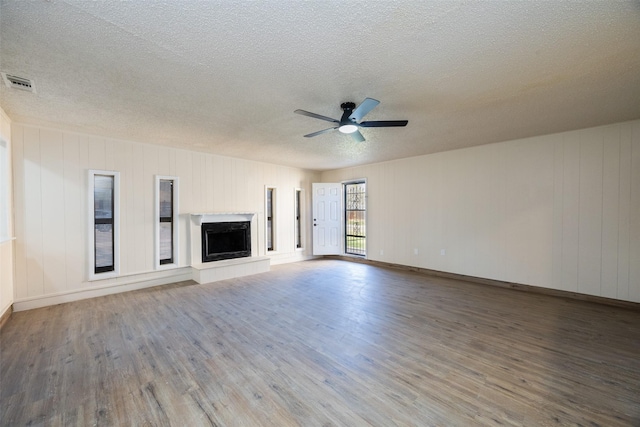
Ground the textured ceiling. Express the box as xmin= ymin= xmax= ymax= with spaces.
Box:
xmin=1 ymin=1 xmax=639 ymax=171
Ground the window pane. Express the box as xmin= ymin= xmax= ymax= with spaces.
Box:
xmin=159 ymin=222 xmax=173 ymax=261
xmin=346 ymin=236 xmax=366 ymax=256
xmin=159 ymin=180 xmax=173 ymax=218
xmin=345 ymin=182 xmax=366 ymax=256
xmin=95 ymin=224 xmax=113 ymax=268
xmin=266 ymin=188 xmax=275 ymax=251
xmin=266 ymin=189 xmax=273 ymax=218
xmin=346 ymin=183 xmax=366 ymax=210
xmin=94 ymin=175 xmax=113 ymax=219
xmin=295 ymin=190 xmax=301 ymax=248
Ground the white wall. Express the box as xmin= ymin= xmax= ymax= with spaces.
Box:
xmin=0 ymin=108 xmax=14 ymax=318
xmin=11 ymin=123 xmax=319 ymax=310
xmin=322 ymin=120 xmax=640 ymax=303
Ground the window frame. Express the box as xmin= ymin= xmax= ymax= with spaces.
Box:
xmin=88 ymin=169 xmax=120 ymax=281
xmin=294 ymin=188 xmax=304 ymax=251
xmin=265 ymin=186 xmax=277 ymax=252
xmin=344 ymin=179 xmax=367 ymax=257
xmin=155 ymin=175 xmax=180 ymax=270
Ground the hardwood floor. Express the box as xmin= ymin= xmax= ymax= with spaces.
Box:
xmin=1 ymin=259 xmax=639 ymax=426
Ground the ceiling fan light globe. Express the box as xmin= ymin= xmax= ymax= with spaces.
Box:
xmin=338 ymin=124 xmax=358 ymax=134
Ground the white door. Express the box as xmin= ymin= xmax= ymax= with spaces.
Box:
xmin=312 ymin=183 xmax=343 ymax=255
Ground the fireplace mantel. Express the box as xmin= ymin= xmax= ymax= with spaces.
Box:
xmin=190 ymin=212 xmax=255 ymax=226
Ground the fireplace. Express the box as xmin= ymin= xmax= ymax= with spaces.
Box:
xmin=189 ymin=212 xmax=269 ymax=284
xmin=201 ymin=221 xmax=251 ymax=262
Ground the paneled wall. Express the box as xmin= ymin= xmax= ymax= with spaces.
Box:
xmin=322 ymin=120 xmax=640 ymax=302
xmin=0 ymin=108 xmax=14 ymax=318
xmin=12 ymin=123 xmax=319 ymax=309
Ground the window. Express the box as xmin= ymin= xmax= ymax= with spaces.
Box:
xmin=345 ymin=181 xmax=366 ymax=256
xmin=89 ymin=170 xmax=120 ymax=279
xmin=265 ymin=186 xmax=276 ymax=252
xmin=294 ymin=188 xmax=303 ymax=249
xmin=156 ymin=176 xmax=179 ymax=268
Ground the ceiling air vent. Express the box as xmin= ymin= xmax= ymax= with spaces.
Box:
xmin=1 ymin=72 xmax=36 ymax=93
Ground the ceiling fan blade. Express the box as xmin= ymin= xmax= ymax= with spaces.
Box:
xmin=294 ymin=109 xmax=339 ymax=124
xmin=349 ymin=98 xmax=380 ymax=122
xmin=359 ymin=120 xmax=408 ymax=127
xmin=304 ymin=127 xmax=338 ymax=138
xmin=350 ymin=130 xmax=365 ymax=143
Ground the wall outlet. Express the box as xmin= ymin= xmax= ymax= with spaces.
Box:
xmin=414 ymin=248 xmax=419 ymax=255
xmin=440 ymin=249 xmax=446 ymax=256
xmin=380 ymin=249 xmax=384 ymax=255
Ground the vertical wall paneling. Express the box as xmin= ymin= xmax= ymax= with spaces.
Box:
xmin=63 ymin=133 xmax=82 ymax=289
xmin=551 ymin=136 xmax=565 ymax=290
xmin=191 ymin=153 xmax=202 ymax=212
xmin=382 ymin=162 xmax=394 ymax=262
xmin=223 ymin=158 xmax=233 ymax=209
xmin=158 ymin=147 xmax=170 ymax=176
xmin=212 ymin=156 xmax=224 ymax=212
xmin=410 ymin=159 xmax=424 ymax=263
xmin=601 ymin=126 xmax=621 ymax=299
xmin=578 ymin=128 xmax=604 ymax=296
xmin=504 ymin=139 xmax=531 ymax=285
xmin=616 ymin=124 xmax=632 ymax=300
xmin=529 ymin=136 xmax=554 ymax=288
xmin=12 ymin=125 xmax=27 ymax=299
xmin=0 ymin=110 xmax=13 ymax=314
xmin=87 ymin=136 xmax=106 ymax=170
xmin=453 ymin=149 xmax=475 ymax=277
xmin=77 ymin=136 xmax=90 ymax=282
xmin=169 ymin=149 xmax=177 ymax=177
xmin=321 ymin=119 xmax=639 ymax=302
xmin=131 ymin=143 xmax=146 ymax=272
xmin=421 ymin=157 xmax=438 ymax=269
xmin=116 ymin=140 xmax=133 ymax=275
xmin=234 ymin=159 xmax=246 ymax=211
xmin=204 ymin=156 xmax=214 ymax=213
xmin=176 ymin=150 xmax=191 ymax=212
xmin=40 ymin=129 xmax=66 ymax=294
xmin=394 ymin=161 xmax=410 ymax=262
xmin=434 ymin=154 xmax=446 ymax=272
xmin=23 ymin=127 xmax=44 ymax=297
xmin=11 ymin=124 xmax=316 ymax=306
xmin=143 ymin=145 xmax=159 ymax=271
xmin=104 ymin=138 xmax=115 ymax=171
xmin=473 ymin=143 xmax=506 ymax=281
xmin=629 ymin=122 xmax=640 ymax=302
xmin=561 ymin=132 xmax=581 ymax=292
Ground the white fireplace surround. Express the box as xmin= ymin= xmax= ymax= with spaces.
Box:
xmin=190 ymin=212 xmax=257 ymax=265
xmin=189 ymin=212 xmax=270 ymax=284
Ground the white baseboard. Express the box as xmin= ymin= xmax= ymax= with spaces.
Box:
xmin=13 ymin=268 xmax=193 ymax=312
xmin=0 ymin=302 xmax=12 ymax=327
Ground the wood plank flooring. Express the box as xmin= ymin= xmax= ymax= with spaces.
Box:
xmin=1 ymin=259 xmax=639 ymax=426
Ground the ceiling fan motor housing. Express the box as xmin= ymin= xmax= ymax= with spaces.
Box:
xmin=341 ymin=102 xmax=356 ymax=111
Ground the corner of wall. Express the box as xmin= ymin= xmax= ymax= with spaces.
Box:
xmin=0 ymin=106 xmax=15 ymax=322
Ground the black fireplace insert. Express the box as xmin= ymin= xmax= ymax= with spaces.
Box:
xmin=201 ymin=221 xmax=251 ymax=262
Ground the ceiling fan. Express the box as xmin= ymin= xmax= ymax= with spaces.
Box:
xmin=294 ymin=98 xmax=408 ymax=142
